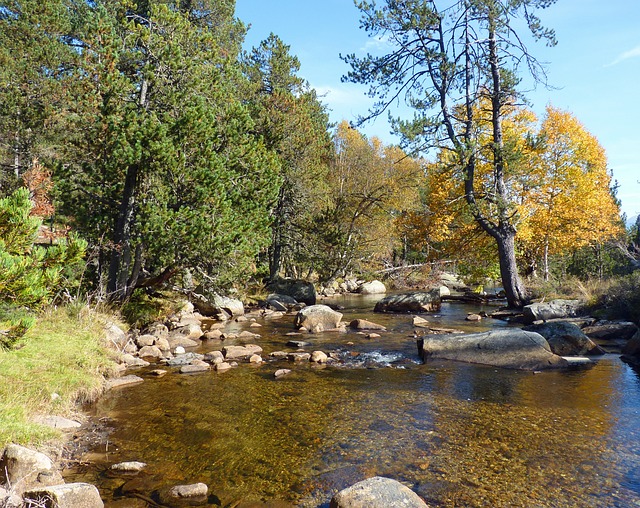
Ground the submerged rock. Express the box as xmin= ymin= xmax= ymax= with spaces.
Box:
xmin=417 ymin=329 xmax=568 ymax=370
xmin=330 ymin=476 xmax=428 ymax=508
xmin=374 ymin=290 xmax=441 ymax=313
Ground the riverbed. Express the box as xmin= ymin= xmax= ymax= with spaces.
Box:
xmin=65 ymin=295 xmax=640 ymax=507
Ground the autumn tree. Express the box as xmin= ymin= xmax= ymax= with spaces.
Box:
xmin=517 ymin=106 xmax=622 ymax=280
xmin=343 ymin=0 xmax=558 ymax=308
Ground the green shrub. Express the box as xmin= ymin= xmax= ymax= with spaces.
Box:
xmin=602 ymin=272 xmax=640 ymax=324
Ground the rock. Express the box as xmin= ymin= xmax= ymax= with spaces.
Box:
xmin=412 ymin=316 xmax=430 ymax=328
xmin=330 ymin=476 xmax=428 ymax=508
xmin=349 ymin=319 xmax=386 ymax=331
xmin=582 ymin=321 xmax=639 ymax=341
xmin=238 ymin=330 xmax=260 ymax=339
xmin=622 ymin=330 xmax=640 ymax=363
xmin=169 ymin=323 xmax=203 ymax=341
xmin=466 ymin=313 xmax=482 ymax=321
xmin=24 ymin=483 xmax=103 ymax=508
xmin=215 ymin=362 xmax=232 ymax=372
xmin=149 ymin=369 xmax=167 ymax=377
xmin=179 ymin=364 xmax=210 ymax=373
xmin=439 ymin=272 xmax=468 ymax=291
xmin=288 ymin=352 xmax=311 ymax=362
xmin=438 ymin=285 xmax=451 ymax=297
xmin=154 ymin=337 xmax=170 ymax=352
xmin=522 ymin=299 xmax=583 ymax=324
xmin=204 ymin=351 xmax=225 ymax=364
xmin=167 ymin=483 xmax=208 ymax=499
xmin=168 ymin=337 xmax=200 ymax=349
xmin=417 ymin=329 xmax=568 ymax=370
xmin=274 ymin=369 xmax=292 ymax=378
xmin=287 ymin=340 xmax=311 ymax=348
xmin=366 ymin=333 xmax=381 ymax=339
xmin=105 ymin=375 xmax=144 ymax=389
xmin=165 ymin=352 xmax=204 ymax=366
xmin=250 ymin=322 xmax=262 ymax=328
xmin=191 ymin=292 xmax=244 ymax=317
xmin=33 ymin=416 xmax=82 ymax=431
xmin=311 ymin=351 xmax=328 ymax=363
xmin=523 ymin=322 xmax=605 ymax=356
xmin=358 ymin=280 xmax=386 ymax=295
xmin=223 ymin=345 xmax=263 ymax=361
xmin=174 ymin=346 xmax=186 ymax=354
xmin=110 ymin=462 xmax=147 ymax=473
xmin=266 ymin=293 xmax=299 ymax=311
xmin=137 ymin=345 xmax=163 ymax=359
xmin=142 ymin=323 xmax=168 ymax=339
xmin=294 ymin=305 xmax=343 ymax=333
xmin=270 ymin=351 xmax=288 ymax=359
xmin=0 ymin=444 xmax=64 ymax=496
xmin=203 ymin=329 xmax=224 ymax=340
xmin=135 ymin=334 xmax=156 ymax=348
xmin=345 ymin=279 xmax=359 ymax=292
xmin=374 ymin=291 xmax=441 ymax=313
xmin=105 ymin=322 xmax=128 ymax=350
xmin=267 ymin=278 xmax=317 ymax=306
xmin=249 ymin=354 xmax=263 ymax=364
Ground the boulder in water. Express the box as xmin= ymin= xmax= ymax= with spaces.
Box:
xmin=523 ymin=299 xmax=583 ymax=324
xmin=267 ymin=278 xmax=317 ymax=306
xmin=358 ymin=280 xmax=386 ymax=295
xmin=330 ymin=476 xmax=428 ymax=508
xmin=294 ymin=305 xmax=343 ymax=333
xmin=374 ymin=290 xmax=441 ymax=313
xmin=523 ymin=321 xmax=605 ymax=356
xmin=417 ymin=329 xmax=568 ymax=370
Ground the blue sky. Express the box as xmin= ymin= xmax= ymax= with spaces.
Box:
xmin=235 ymin=0 xmax=640 ymax=221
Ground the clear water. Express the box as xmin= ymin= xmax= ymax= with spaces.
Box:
xmin=65 ymin=295 xmax=640 ymax=507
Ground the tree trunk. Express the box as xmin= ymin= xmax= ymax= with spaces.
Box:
xmin=494 ymin=227 xmax=528 ymax=308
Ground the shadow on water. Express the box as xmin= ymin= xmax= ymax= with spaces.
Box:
xmin=64 ymin=295 xmax=640 ymax=507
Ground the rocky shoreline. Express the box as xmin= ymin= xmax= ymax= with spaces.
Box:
xmin=3 ymin=278 xmax=639 ymax=507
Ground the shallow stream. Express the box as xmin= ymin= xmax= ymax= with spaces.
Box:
xmin=65 ymin=295 xmax=640 ymax=507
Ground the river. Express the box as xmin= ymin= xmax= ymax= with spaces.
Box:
xmin=64 ymin=294 xmax=640 ymax=507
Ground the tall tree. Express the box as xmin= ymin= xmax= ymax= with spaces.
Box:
xmin=343 ymin=0 xmax=557 ymax=308
xmin=242 ymin=34 xmax=333 ymax=280
xmin=55 ymin=0 xmax=279 ymax=299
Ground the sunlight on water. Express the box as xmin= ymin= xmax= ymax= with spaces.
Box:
xmin=64 ymin=295 xmax=640 ymax=507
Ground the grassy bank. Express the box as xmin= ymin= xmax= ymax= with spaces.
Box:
xmin=0 ymin=305 xmax=121 ymax=448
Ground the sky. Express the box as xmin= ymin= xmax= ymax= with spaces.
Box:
xmin=235 ymin=0 xmax=640 ymax=221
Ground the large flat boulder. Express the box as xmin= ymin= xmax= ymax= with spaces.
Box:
xmin=267 ymin=278 xmax=316 ymax=306
xmin=374 ymin=290 xmax=441 ymax=313
xmin=191 ymin=293 xmax=244 ymax=317
xmin=582 ymin=321 xmax=638 ymax=341
xmin=523 ymin=321 xmax=605 ymax=356
xmin=330 ymin=476 xmax=428 ymax=508
xmin=294 ymin=305 xmax=343 ymax=333
xmin=417 ymin=329 xmax=568 ymax=370
xmin=523 ymin=299 xmax=583 ymax=324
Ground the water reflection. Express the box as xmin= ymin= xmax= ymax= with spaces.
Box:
xmin=65 ymin=297 xmax=640 ymax=507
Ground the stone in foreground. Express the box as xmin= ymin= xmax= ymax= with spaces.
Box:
xmin=374 ymin=290 xmax=441 ymax=313
xmin=417 ymin=329 xmax=568 ymax=370
xmin=523 ymin=321 xmax=605 ymax=356
xmin=330 ymin=476 xmax=428 ymax=508
xmin=24 ymin=483 xmax=103 ymax=508
xmin=0 ymin=444 xmax=64 ymax=496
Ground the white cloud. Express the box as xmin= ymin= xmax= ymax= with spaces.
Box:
xmin=361 ymin=34 xmax=393 ymax=53
xmin=606 ymin=45 xmax=640 ymax=67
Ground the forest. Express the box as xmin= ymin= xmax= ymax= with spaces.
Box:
xmin=1 ymin=0 xmax=639 ymax=344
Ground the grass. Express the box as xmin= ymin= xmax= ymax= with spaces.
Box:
xmin=0 ymin=304 xmax=122 ymax=449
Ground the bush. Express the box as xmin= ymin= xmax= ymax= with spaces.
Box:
xmin=602 ymin=272 xmax=640 ymax=324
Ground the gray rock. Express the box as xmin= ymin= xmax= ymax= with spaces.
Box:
xmin=110 ymin=461 xmax=147 ymax=472
xmin=191 ymin=292 xmax=244 ymax=317
xmin=24 ymin=483 xmax=103 ymax=508
xmin=413 ymin=316 xmax=430 ymax=328
xmin=358 ymin=280 xmax=387 ymax=294
xmin=105 ymin=322 xmax=128 ymax=350
xmin=204 ymin=351 xmax=225 ymax=364
xmin=215 ymin=362 xmax=232 ymax=372
xmin=167 ymin=482 xmax=208 ymax=498
xmin=287 ymin=340 xmax=311 ymax=347
xmin=288 ymin=352 xmax=311 ymax=362
xmin=374 ymin=291 xmax=441 ymax=313
xmin=417 ymin=329 xmax=568 ymax=370
xmin=466 ymin=313 xmax=482 ymax=321
xmin=105 ymin=375 xmax=144 ymax=390
xmin=142 ymin=323 xmax=168 ymax=339
xmin=583 ymin=321 xmax=638 ymax=341
xmin=179 ymin=364 xmax=210 ymax=373
xmin=294 ymin=305 xmax=343 ymax=333
xmin=330 ymin=476 xmax=428 ymax=508
xmin=154 ymin=337 xmax=170 ymax=352
xmin=523 ymin=321 xmax=605 ymax=356
xmin=267 ymin=278 xmax=317 ymax=306
xmin=523 ymin=299 xmax=583 ymax=324
xmin=223 ymin=345 xmax=263 ymax=361
xmin=249 ymin=354 xmax=262 ymax=364
xmin=203 ymin=329 xmax=224 ymax=340
xmin=33 ymin=416 xmax=82 ymax=431
xmin=135 ymin=334 xmax=156 ymax=348
xmin=274 ymin=368 xmax=292 ymax=378
xmin=168 ymin=323 xmax=203 ymax=341
xmin=0 ymin=444 xmax=64 ymax=496
xmin=622 ymin=330 xmax=640 ymax=363
xmin=137 ymin=345 xmax=163 ymax=359
xmin=165 ymin=352 xmax=204 ymax=366
xmin=311 ymin=351 xmax=328 ymax=363
xmin=349 ymin=319 xmax=386 ymax=330
xmin=168 ymin=337 xmax=200 ymax=349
